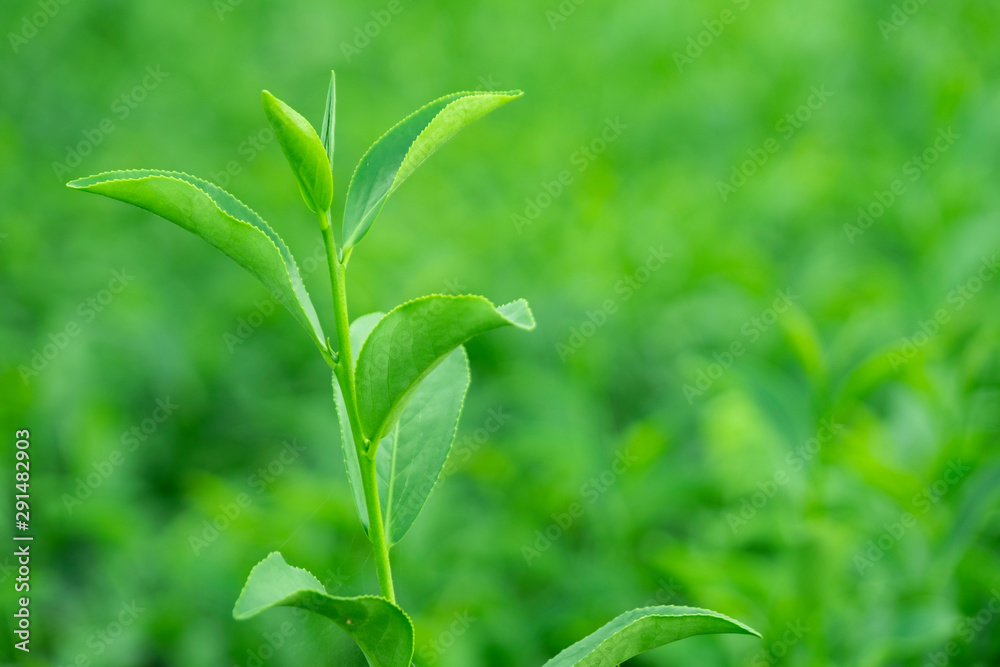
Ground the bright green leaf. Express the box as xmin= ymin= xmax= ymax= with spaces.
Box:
xmin=543 ymin=606 xmax=761 ymax=667
xmin=355 ymin=295 xmax=534 ymax=443
xmin=67 ymin=169 xmax=326 ymax=352
xmin=262 ymin=90 xmax=334 ymax=213
xmin=335 ymin=313 xmax=470 ymax=545
xmin=320 ymin=71 xmax=336 ymax=174
xmin=234 ymin=552 xmax=414 ymax=667
xmin=342 ymin=90 xmax=522 ymax=249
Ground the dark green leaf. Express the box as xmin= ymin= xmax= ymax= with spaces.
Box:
xmin=234 ymin=552 xmax=414 ymax=667
xmin=342 ymin=90 xmax=522 ymax=249
xmin=67 ymin=169 xmax=326 ymax=351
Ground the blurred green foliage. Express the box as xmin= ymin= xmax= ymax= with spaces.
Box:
xmin=2 ymin=0 xmax=999 ymax=664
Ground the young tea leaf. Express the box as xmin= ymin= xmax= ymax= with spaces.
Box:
xmin=543 ymin=606 xmax=761 ymax=666
xmin=262 ymin=90 xmax=334 ymax=213
xmin=335 ymin=313 xmax=470 ymax=545
xmin=320 ymin=71 xmax=336 ymax=173
xmin=355 ymin=295 xmax=534 ymax=445
xmin=234 ymin=552 xmax=414 ymax=667
xmin=342 ymin=90 xmax=522 ymax=250
xmin=67 ymin=169 xmax=326 ymax=352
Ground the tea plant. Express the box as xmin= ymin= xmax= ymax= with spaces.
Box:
xmin=68 ymin=72 xmax=760 ymax=665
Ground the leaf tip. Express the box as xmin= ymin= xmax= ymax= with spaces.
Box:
xmin=498 ymin=298 xmax=536 ymax=331
xmin=261 ymin=90 xmax=284 ymax=116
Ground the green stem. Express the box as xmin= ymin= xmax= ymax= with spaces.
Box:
xmin=359 ymin=450 xmax=396 ymax=602
xmin=318 ymin=210 xmax=396 ymax=604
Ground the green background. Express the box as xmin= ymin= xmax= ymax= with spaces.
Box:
xmin=2 ymin=0 xmax=1000 ymax=664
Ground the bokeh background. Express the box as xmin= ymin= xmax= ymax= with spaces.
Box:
xmin=2 ymin=0 xmax=1000 ymax=664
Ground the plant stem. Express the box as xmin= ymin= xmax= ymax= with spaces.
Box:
xmin=318 ymin=210 xmax=396 ymax=603
xmin=359 ymin=451 xmax=396 ymax=602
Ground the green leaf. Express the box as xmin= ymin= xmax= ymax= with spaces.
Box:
xmin=355 ymin=295 xmax=534 ymax=444
xmin=378 ymin=345 xmax=468 ymax=544
xmin=234 ymin=552 xmax=414 ymax=667
xmin=320 ymin=71 xmax=336 ymax=174
xmin=335 ymin=313 xmax=470 ymax=545
xmin=262 ymin=90 xmax=334 ymax=213
xmin=67 ymin=169 xmax=326 ymax=352
xmin=542 ymin=606 xmax=761 ymax=667
xmin=342 ymin=90 xmax=522 ymax=249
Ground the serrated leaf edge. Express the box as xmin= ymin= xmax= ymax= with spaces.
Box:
xmin=391 ymin=90 xmax=522 ymax=195
xmin=545 ymin=606 xmax=760 ymax=667
xmin=342 ymin=90 xmax=522 ymax=247
xmin=354 ymin=293 xmax=533 ymax=431
xmin=232 ymin=553 xmax=417 ymax=637
xmin=605 ymin=605 xmax=762 ymax=637
xmin=232 ymin=551 xmax=324 ymax=620
xmin=68 ymin=169 xmax=325 ymax=347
